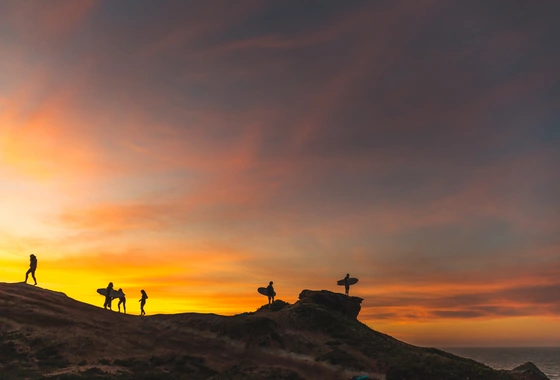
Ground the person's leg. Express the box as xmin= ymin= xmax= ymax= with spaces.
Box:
xmin=123 ymin=300 xmax=126 ymax=314
xmin=25 ymin=269 xmax=31 ymax=283
xmin=31 ymin=270 xmax=37 ymax=285
xmin=118 ymin=300 xmax=122 ymax=312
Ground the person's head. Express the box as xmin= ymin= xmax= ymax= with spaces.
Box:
xmin=141 ymin=289 xmax=146 ymax=295
xmin=118 ymin=288 xmax=122 ymax=292
xmin=269 ymin=281 xmax=273 ymax=285
xmin=108 ymin=282 xmax=113 ymax=287
xmin=346 ymin=273 xmax=349 ymax=277
xmin=30 ymin=254 xmax=35 ymax=258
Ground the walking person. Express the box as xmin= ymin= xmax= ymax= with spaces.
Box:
xmin=117 ymin=288 xmax=126 ymax=314
xmin=266 ymin=281 xmax=275 ymax=308
xmin=139 ymin=289 xmax=148 ymax=316
xmin=103 ymin=282 xmax=114 ymax=310
xmin=24 ymin=254 xmax=38 ymax=285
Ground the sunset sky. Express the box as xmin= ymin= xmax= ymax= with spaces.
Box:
xmin=0 ymin=1 xmax=559 ymax=347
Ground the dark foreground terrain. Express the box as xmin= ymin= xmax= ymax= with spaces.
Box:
xmin=0 ymin=283 xmax=549 ymax=380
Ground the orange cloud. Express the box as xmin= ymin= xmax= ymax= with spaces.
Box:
xmin=0 ymin=67 xmax=109 ymax=181
xmin=59 ymin=203 xmax=180 ymax=232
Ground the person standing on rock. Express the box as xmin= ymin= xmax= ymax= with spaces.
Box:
xmin=103 ymin=282 xmax=114 ymax=310
xmin=344 ymin=273 xmax=351 ymax=296
xmin=117 ymin=288 xmax=126 ymax=314
xmin=24 ymin=254 xmax=38 ymax=285
xmin=266 ymin=281 xmax=275 ymax=307
xmin=139 ymin=289 xmax=148 ymax=316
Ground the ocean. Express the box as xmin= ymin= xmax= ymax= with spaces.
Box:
xmin=441 ymin=347 xmax=560 ymax=380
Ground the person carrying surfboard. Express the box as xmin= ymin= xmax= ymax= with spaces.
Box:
xmin=139 ymin=289 xmax=148 ymax=316
xmin=24 ymin=254 xmax=38 ymax=285
xmin=104 ymin=282 xmax=114 ymax=310
xmin=344 ymin=273 xmax=350 ymax=296
xmin=117 ymin=288 xmax=126 ymax=314
xmin=337 ymin=275 xmax=358 ymax=294
xmin=266 ymin=281 xmax=275 ymax=307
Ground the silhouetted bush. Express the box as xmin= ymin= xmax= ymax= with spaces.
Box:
xmin=256 ymin=299 xmax=290 ymax=312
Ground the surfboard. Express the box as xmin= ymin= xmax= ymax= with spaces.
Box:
xmin=257 ymin=287 xmax=276 ymax=297
xmin=97 ymin=288 xmax=125 ymax=298
xmin=337 ymin=278 xmax=358 ymax=286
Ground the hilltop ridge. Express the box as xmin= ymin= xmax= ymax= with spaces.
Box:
xmin=0 ymin=282 xmax=550 ymax=380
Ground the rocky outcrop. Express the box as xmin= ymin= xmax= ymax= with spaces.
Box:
xmin=298 ymin=289 xmax=363 ymax=319
xmin=510 ymin=362 xmax=549 ymax=380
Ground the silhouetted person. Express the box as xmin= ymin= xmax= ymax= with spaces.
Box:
xmin=25 ymin=254 xmax=38 ymax=285
xmin=139 ymin=289 xmax=148 ymax=316
xmin=117 ymin=288 xmax=126 ymax=314
xmin=266 ymin=281 xmax=275 ymax=307
xmin=344 ymin=273 xmax=350 ymax=296
xmin=104 ymin=282 xmax=114 ymax=310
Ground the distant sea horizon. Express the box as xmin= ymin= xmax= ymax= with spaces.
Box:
xmin=440 ymin=347 xmax=560 ymax=380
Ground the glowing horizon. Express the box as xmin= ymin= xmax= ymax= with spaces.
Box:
xmin=1 ymin=1 xmax=559 ymax=347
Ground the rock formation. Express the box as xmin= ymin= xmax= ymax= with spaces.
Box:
xmin=298 ymin=289 xmax=363 ymax=319
xmin=511 ymin=362 xmax=550 ymax=380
